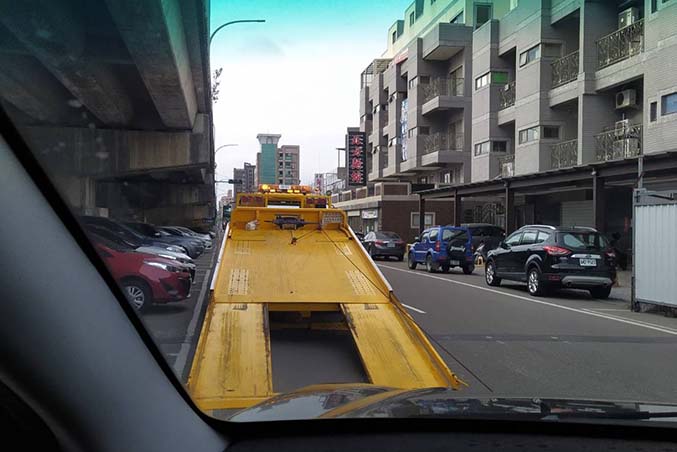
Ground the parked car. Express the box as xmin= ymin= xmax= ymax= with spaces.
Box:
xmin=362 ymin=231 xmax=405 ymax=260
xmin=169 ymin=226 xmax=213 ymax=249
xmin=80 ymin=216 xmax=188 ymax=255
xmin=157 ymin=226 xmax=208 ymax=254
xmin=408 ymin=226 xmax=475 ymax=274
xmin=84 ymin=225 xmax=196 ymax=281
xmin=123 ymin=221 xmax=204 ymax=258
xmin=92 ymin=237 xmax=192 ymax=311
xmin=484 ymin=225 xmax=616 ymax=298
xmin=462 ymin=223 xmax=505 ymax=259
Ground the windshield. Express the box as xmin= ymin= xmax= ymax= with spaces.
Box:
xmin=558 ymin=232 xmax=609 ymax=249
xmin=3 ymin=0 xmax=677 ymax=428
xmin=375 ymin=232 xmax=401 ymax=240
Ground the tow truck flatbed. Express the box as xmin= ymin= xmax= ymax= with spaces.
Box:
xmin=187 ymin=186 xmax=464 ymax=411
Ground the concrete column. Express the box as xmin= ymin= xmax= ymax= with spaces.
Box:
xmin=593 ymin=173 xmax=606 ymax=232
xmin=418 ymin=195 xmax=426 ymax=234
xmin=578 ymin=94 xmax=611 ymax=164
xmin=453 ymin=189 xmax=462 ymax=226
xmin=505 ymin=184 xmax=515 ymax=233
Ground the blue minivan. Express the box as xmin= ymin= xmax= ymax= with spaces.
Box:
xmin=407 ymin=225 xmax=475 ymax=274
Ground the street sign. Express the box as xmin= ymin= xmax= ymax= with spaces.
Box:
xmin=346 ymin=130 xmax=366 ymax=187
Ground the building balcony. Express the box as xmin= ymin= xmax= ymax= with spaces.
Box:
xmin=551 ymin=50 xmax=579 ymax=88
xmin=498 ymin=154 xmax=514 ymax=178
xmin=422 ymin=132 xmax=464 ymax=153
xmin=595 ymin=123 xmax=642 ymax=162
xmin=550 ymin=139 xmax=578 ymax=169
xmin=422 ymin=77 xmax=464 ymax=103
xmin=421 ymin=77 xmax=467 ymax=115
xmin=597 ymin=19 xmax=644 ymax=70
xmin=498 ymin=81 xmax=515 ymax=110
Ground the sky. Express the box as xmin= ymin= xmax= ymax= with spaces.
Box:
xmin=210 ymin=0 xmax=411 ymax=198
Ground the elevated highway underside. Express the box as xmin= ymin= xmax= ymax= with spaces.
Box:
xmin=0 ymin=0 xmax=214 ymax=227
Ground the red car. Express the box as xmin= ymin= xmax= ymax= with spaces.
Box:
xmin=94 ymin=240 xmax=192 ymax=311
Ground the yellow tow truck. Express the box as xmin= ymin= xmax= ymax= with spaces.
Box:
xmin=187 ymin=184 xmax=465 ymax=412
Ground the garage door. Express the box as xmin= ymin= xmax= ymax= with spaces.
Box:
xmin=560 ymin=200 xmax=593 ymax=227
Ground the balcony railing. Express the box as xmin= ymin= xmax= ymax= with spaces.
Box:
xmin=499 ymin=81 xmax=515 ymax=110
xmin=552 ymin=50 xmax=579 ymax=88
xmin=597 ymin=19 xmax=644 ymax=69
xmin=498 ymin=154 xmax=515 ymax=178
xmin=550 ymin=139 xmax=578 ymax=169
xmin=421 ymin=77 xmax=464 ymax=103
xmin=595 ymin=123 xmax=642 ymax=162
xmin=422 ymin=132 xmax=464 ymax=154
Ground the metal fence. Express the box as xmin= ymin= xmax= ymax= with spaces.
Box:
xmin=597 ymin=19 xmax=644 ymax=69
xmin=421 ymin=77 xmax=464 ymax=103
xmin=595 ymin=124 xmax=642 ymax=162
xmin=633 ymin=189 xmax=677 ymax=310
xmin=551 ymin=50 xmax=579 ymax=88
xmin=550 ymin=139 xmax=578 ymax=169
xmin=499 ymin=81 xmax=515 ymax=110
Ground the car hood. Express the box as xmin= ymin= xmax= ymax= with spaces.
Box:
xmin=135 ymin=246 xmax=192 ymax=262
xmin=228 ymin=385 xmax=677 ymax=423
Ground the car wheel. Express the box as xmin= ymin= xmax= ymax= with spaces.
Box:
xmin=485 ymin=261 xmax=501 ymax=286
xmin=397 ymin=255 xmax=404 ymax=262
xmin=590 ymin=286 xmax=612 ymax=299
xmin=122 ymin=279 xmax=152 ymax=312
xmin=462 ymin=264 xmax=475 ymax=275
xmin=440 ymin=264 xmax=450 ymax=273
xmin=527 ymin=267 xmax=546 ymax=296
xmin=407 ymin=252 xmax=417 ymax=269
xmin=425 ymin=254 xmax=437 ymax=273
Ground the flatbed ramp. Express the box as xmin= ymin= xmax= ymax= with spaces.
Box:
xmin=188 ymin=195 xmax=464 ymax=411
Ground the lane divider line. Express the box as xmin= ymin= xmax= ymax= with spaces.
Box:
xmin=378 ymin=264 xmax=677 ymax=337
xmin=402 ymin=303 xmax=427 ymax=314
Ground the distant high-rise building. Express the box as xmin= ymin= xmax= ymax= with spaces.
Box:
xmin=256 ymin=134 xmax=281 ymax=184
xmin=232 ymin=167 xmax=245 ymax=197
xmin=278 ymin=145 xmax=300 ymax=185
xmin=256 ymin=134 xmax=301 ymax=185
xmin=243 ymin=162 xmax=256 ymax=192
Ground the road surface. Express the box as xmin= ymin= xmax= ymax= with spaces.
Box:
xmin=142 ymin=249 xmax=677 ymax=404
xmin=377 ymin=260 xmax=677 ymax=403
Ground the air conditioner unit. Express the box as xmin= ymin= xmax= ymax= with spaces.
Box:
xmin=618 ymin=7 xmax=640 ymax=29
xmin=615 ymin=89 xmax=637 ymax=109
xmin=613 ymin=138 xmax=640 ymax=158
xmin=614 ymin=119 xmax=630 ymax=138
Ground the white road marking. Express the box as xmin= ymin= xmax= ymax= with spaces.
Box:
xmin=378 ymin=264 xmax=677 ymax=336
xmin=402 ymin=303 xmax=426 ymax=314
xmin=586 ymin=308 xmax=628 ymax=312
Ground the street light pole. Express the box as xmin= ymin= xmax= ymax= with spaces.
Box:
xmin=215 ymin=144 xmax=238 ymax=153
xmin=210 ymin=19 xmax=266 ymax=47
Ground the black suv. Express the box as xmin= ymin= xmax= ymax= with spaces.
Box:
xmin=484 ymin=225 xmax=616 ymax=298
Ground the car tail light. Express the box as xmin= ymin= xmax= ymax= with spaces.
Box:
xmin=435 ymin=241 xmax=441 ymax=251
xmin=543 ymin=245 xmax=571 ymax=256
xmin=395 ymin=240 xmax=404 ymax=245
xmin=374 ymin=240 xmax=385 ymax=246
xmin=605 ymin=249 xmax=616 ymax=259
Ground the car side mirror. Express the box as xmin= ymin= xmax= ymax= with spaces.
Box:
xmin=500 ymin=241 xmax=510 ymax=249
xmin=414 ymin=236 xmax=420 ymax=242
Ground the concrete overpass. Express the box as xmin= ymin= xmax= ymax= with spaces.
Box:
xmin=0 ymin=0 xmax=215 ymax=228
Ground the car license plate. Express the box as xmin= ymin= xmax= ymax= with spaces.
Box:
xmin=387 ymin=242 xmax=395 ymax=248
xmin=450 ymin=259 xmax=460 ymax=265
xmin=579 ymin=258 xmax=597 ymax=267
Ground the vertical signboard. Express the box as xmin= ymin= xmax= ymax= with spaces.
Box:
xmin=401 ymin=97 xmax=408 ymax=161
xmin=346 ymin=130 xmax=367 ymax=186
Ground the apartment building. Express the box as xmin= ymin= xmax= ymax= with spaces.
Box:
xmin=278 ymin=145 xmax=300 ymax=185
xmin=232 ymin=167 xmax=245 ymax=197
xmin=341 ymin=0 xmax=677 ymax=247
